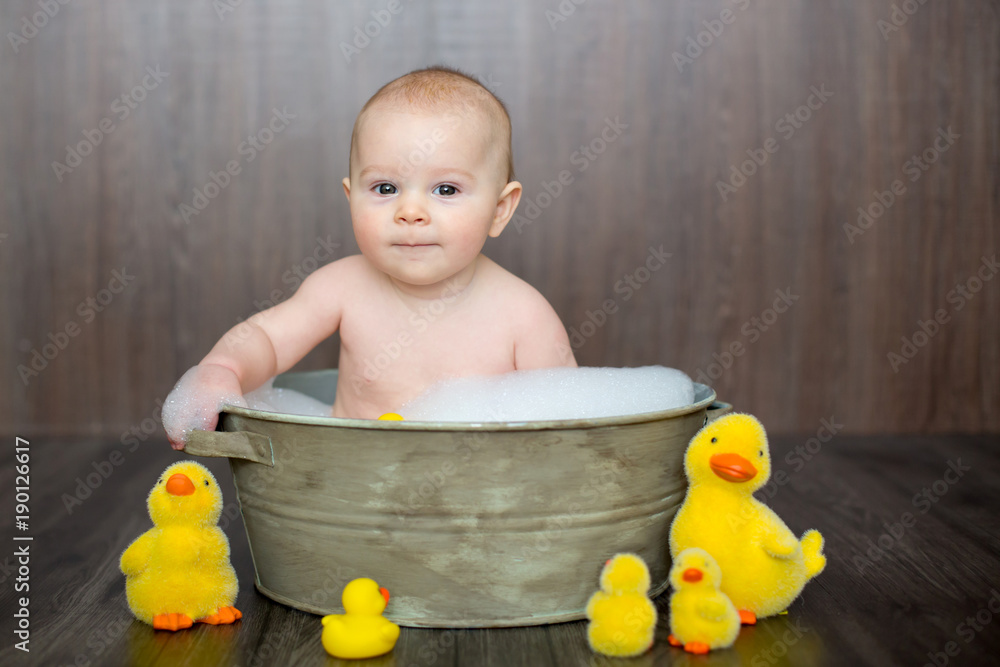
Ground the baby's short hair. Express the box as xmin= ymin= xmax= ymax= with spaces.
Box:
xmin=349 ymin=66 xmax=515 ymax=184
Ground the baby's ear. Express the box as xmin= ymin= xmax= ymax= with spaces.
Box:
xmin=489 ymin=181 xmax=523 ymax=237
xmin=341 ymin=177 xmax=352 ymax=201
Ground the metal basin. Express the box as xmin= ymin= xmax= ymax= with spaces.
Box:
xmin=186 ymin=369 xmax=730 ymax=627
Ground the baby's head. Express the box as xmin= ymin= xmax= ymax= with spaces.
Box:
xmin=343 ymin=67 xmax=522 ymax=288
xmin=349 ymin=66 xmax=514 ymax=186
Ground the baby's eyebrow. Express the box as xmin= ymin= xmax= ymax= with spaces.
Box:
xmin=359 ymin=165 xmax=394 ymax=181
xmin=428 ymin=168 xmax=477 ymax=184
xmin=358 ymin=165 xmax=477 ymax=184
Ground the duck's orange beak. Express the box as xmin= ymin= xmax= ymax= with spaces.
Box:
xmin=682 ymin=568 xmax=703 ymax=583
xmin=710 ymin=453 xmax=757 ymax=482
xmin=379 ymin=587 xmax=390 ymax=604
xmin=166 ymin=473 xmax=196 ymax=496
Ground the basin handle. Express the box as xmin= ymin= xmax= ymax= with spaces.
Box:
xmin=185 ymin=430 xmax=274 ymax=467
xmin=705 ymin=401 xmax=733 ymax=423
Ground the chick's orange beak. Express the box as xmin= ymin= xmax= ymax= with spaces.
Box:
xmin=682 ymin=568 xmax=703 ymax=583
xmin=709 ymin=453 xmax=757 ymax=482
xmin=166 ymin=473 xmax=196 ymax=496
xmin=380 ymin=587 xmax=390 ymax=604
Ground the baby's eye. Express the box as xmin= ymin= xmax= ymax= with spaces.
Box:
xmin=434 ymin=184 xmax=458 ymax=196
xmin=204 ymin=480 xmax=210 ymax=486
xmin=374 ymin=183 xmax=397 ymax=195
xmin=710 ymin=437 xmax=717 ymax=444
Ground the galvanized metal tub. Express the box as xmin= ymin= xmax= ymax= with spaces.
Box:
xmin=186 ymin=369 xmax=730 ymax=628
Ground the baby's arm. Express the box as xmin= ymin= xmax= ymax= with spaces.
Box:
xmin=162 ymin=259 xmax=349 ymax=449
xmin=511 ymin=291 xmax=577 ymax=369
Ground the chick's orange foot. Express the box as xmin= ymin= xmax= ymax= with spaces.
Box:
xmin=739 ymin=609 xmax=757 ymax=625
xmin=667 ymin=635 xmax=682 ymax=647
xmin=198 ymin=606 xmax=242 ymax=625
xmin=684 ymin=641 xmax=710 ymax=654
xmin=152 ymin=613 xmax=193 ymax=631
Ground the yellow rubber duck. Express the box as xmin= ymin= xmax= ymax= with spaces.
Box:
xmin=667 ymin=547 xmax=740 ymax=654
xmin=669 ymin=413 xmax=826 ymax=624
xmin=321 ymin=578 xmax=400 ymax=659
xmin=119 ymin=461 xmax=241 ymax=631
xmin=585 ymin=553 xmax=657 ymax=657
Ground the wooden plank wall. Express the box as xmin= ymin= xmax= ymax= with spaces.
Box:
xmin=1 ymin=0 xmax=997 ymax=436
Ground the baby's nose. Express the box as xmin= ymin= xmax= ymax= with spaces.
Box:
xmin=395 ymin=195 xmax=428 ymax=225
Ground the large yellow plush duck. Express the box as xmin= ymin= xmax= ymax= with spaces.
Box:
xmin=321 ymin=578 xmax=400 ymax=659
xmin=120 ymin=461 xmax=241 ymax=631
xmin=667 ymin=548 xmax=740 ymax=654
xmin=669 ymin=413 xmax=826 ymax=624
xmin=585 ymin=553 xmax=657 ymax=657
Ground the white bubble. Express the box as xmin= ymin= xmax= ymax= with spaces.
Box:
xmin=399 ymin=366 xmax=695 ymax=422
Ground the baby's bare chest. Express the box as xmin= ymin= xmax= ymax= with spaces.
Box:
xmin=339 ymin=300 xmax=517 ymax=385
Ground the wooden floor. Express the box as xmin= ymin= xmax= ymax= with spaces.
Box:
xmin=2 ymin=433 xmax=999 ymax=666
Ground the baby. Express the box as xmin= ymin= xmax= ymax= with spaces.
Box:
xmin=163 ymin=66 xmax=576 ymax=449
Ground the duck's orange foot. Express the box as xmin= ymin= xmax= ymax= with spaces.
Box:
xmin=197 ymin=606 xmax=242 ymax=625
xmin=684 ymin=641 xmax=710 ymax=654
xmin=667 ymin=634 xmax=682 ymax=647
xmin=152 ymin=613 xmax=193 ymax=631
xmin=739 ymin=609 xmax=757 ymax=625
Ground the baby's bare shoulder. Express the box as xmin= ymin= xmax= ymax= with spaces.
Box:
xmin=479 ymin=256 xmax=558 ymax=316
xmin=297 ymin=254 xmax=374 ymax=294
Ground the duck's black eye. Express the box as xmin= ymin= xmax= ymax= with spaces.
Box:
xmin=758 ymin=450 xmax=763 ymax=457
xmin=711 ymin=437 xmax=717 ymax=443
xmin=204 ymin=480 xmax=210 ymax=486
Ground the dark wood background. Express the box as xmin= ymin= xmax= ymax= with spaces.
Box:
xmin=2 ymin=0 xmax=997 ymax=437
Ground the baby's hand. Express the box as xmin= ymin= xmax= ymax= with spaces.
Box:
xmin=161 ymin=364 xmax=248 ymax=450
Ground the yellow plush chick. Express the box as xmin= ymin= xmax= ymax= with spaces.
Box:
xmin=119 ymin=461 xmax=240 ymax=631
xmin=667 ymin=548 xmax=740 ymax=654
xmin=585 ymin=553 xmax=657 ymax=657
xmin=670 ymin=413 xmax=826 ymax=624
xmin=321 ymin=578 xmax=400 ymax=659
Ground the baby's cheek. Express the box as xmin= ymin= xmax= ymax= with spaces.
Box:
xmin=352 ymin=215 xmax=381 ymax=252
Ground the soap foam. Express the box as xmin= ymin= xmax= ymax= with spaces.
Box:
xmin=244 ymin=378 xmax=333 ymax=418
xmin=399 ymin=366 xmax=695 ymax=422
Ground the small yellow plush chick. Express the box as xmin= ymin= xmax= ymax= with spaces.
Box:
xmin=667 ymin=548 xmax=740 ymax=654
xmin=321 ymin=578 xmax=400 ymax=659
xmin=670 ymin=413 xmax=826 ymax=624
xmin=585 ymin=553 xmax=657 ymax=657
xmin=120 ymin=461 xmax=240 ymax=631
